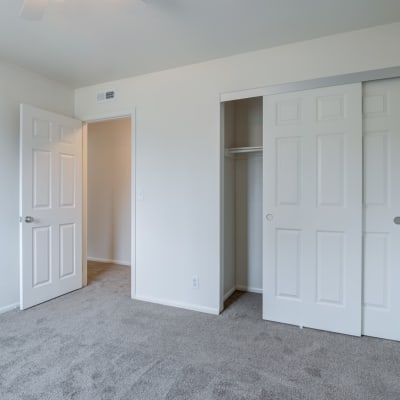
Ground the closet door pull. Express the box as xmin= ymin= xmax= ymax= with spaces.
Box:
xmin=266 ymin=214 xmax=274 ymax=221
xmin=394 ymin=216 xmax=400 ymax=225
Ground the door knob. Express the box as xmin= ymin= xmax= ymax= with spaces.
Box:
xmin=394 ymin=217 xmax=400 ymax=225
xmin=25 ymin=216 xmax=34 ymax=223
xmin=266 ymin=214 xmax=274 ymax=221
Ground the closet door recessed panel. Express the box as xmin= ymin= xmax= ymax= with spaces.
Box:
xmin=276 ymin=138 xmax=301 ymax=207
xmin=316 ymin=231 xmax=345 ymax=306
xmin=317 ymin=134 xmax=345 ymax=208
xmin=275 ymin=229 xmax=301 ymax=300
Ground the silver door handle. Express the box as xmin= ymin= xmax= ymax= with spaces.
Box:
xmin=25 ymin=216 xmax=34 ymax=223
xmin=266 ymin=214 xmax=274 ymax=221
xmin=394 ymin=217 xmax=400 ymax=225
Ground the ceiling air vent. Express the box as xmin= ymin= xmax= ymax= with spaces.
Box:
xmin=96 ymin=90 xmax=115 ymax=103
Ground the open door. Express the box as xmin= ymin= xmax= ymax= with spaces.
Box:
xmin=19 ymin=104 xmax=83 ymax=310
xmin=262 ymin=84 xmax=362 ymax=336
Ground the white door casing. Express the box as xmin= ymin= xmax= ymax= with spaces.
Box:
xmin=20 ymin=104 xmax=83 ymax=310
xmin=363 ymin=78 xmax=400 ymax=341
xmin=263 ymin=84 xmax=362 ymax=336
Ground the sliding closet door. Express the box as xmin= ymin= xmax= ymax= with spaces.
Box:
xmin=263 ymin=84 xmax=362 ymax=336
xmin=363 ymin=78 xmax=400 ymax=341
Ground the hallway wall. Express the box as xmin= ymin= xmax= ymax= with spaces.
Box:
xmin=87 ymin=118 xmax=131 ymax=266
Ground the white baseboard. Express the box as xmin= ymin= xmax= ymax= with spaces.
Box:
xmin=223 ymin=286 xmax=236 ymax=301
xmin=134 ymin=294 xmax=220 ymax=316
xmin=0 ymin=303 xmax=19 ymax=315
xmin=236 ymin=285 xmax=263 ymax=294
xmin=87 ymin=257 xmax=130 ymax=267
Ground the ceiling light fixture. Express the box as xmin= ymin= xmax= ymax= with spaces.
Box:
xmin=19 ymin=0 xmax=144 ymax=21
xmin=19 ymin=0 xmax=60 ymax=21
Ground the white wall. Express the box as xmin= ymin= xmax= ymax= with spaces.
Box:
xmin=75 ymin=23 xmax=400 ymax=315
xmin=87 ymin=118 xmax=131 ymax=265
xmin=0 ymin=60 xmax=74 ymax=313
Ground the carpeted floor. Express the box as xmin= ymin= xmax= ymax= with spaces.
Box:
xmin=1 ymin=262 xmax=400 ymax=400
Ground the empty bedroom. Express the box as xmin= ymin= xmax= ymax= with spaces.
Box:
xmin=1 ymin=1 xmax=400 ymax=399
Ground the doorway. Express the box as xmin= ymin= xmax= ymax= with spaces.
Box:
xmin=19 ymin=105 xmax=136 ymax=309
xmin=83 ymin=116 xmax=134 ymax=293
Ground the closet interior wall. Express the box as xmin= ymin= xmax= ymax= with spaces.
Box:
xmin=223 ymin=97 xmax=263 ymax=301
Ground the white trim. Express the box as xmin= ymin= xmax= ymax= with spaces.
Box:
xmin=0 ymin=303 xmax=19 ymax=315
xmin=220 ymin=66 xmax=400 ymax=102
xmin=87 ymin=257 xmax=131 ymax=267
xmin=79 ymin=110 xmax=133 ymax=123
xmin=236 ymin=285 xmax=263 ymax=294
xmin=134 ymin=295 xmax=220 ymax=315
xmin=221 ymin=87 xmax=267 ymax=102
xmin=131 ymin=111 xmax=137 ymax=300
xmin=223 ymin=286 xmax=236 ymax=301
xmin=19 ymin=105 xmax=24 ymax=308
xmin=219 ymin=102 xmax=225 ymax=313
xmin=82 ymin=123 xmax=88 ymax=287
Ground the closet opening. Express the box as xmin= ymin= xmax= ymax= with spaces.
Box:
xmin=84 ymin=117 xmax=132 ymax=290
xmin=221 ymin=97 xmax=263 ymax=313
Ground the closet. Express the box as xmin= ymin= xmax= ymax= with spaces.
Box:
xmin=223 ymin=97 xmax=263 ymax=301
xmin=221 ymin=78 xmax=400 ymax=341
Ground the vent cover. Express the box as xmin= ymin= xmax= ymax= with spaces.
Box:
xmin=96 ymin=90 xmax=115 ymax=103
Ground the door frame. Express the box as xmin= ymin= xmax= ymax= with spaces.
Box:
xmin=219 ymin=66 xmax=400 ymax=312
xmin=82 ymin=109 xmax=137 ymax=299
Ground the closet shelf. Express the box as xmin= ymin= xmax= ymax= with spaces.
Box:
xmin=225 ymin=146 xmax=263 ymax=156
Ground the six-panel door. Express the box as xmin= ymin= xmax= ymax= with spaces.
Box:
xmin=20 ymin=104 xmax=83 ymax=310
xmin=363 ymin=78 xmax=400 ymax=341
xmin=262 ymin=84 xmax=363 ymax=336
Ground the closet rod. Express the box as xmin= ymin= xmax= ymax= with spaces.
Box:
xmin=225 ymin=146 xmax=263 ymax=156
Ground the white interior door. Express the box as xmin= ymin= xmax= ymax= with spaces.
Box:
xmin=263 ymin=84 xmax=362 ymax=336
xmin=363 ymin=78 xmax=400 ymax=341
xmin=20 ymin=104 xmax=83 ymax=310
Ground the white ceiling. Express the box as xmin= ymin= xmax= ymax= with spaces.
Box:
xmin=1 ymin=0 xmax=400 ymax=88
